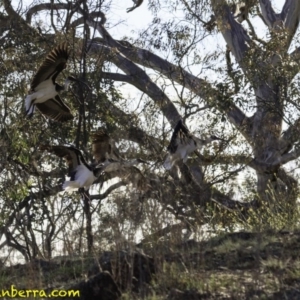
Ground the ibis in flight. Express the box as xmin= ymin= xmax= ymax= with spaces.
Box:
xmin=40 ymin=130 xmax=149 ymax=197
xmin=163 ymin=119 xmax=224 ymax=170
xmin=40 ymin=144 xmax=102 ymax=197
xmin=25 ymin=43 xmax=87 ymax=122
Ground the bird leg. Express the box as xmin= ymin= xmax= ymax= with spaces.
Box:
xmin=78 ymin=187 xmax=91 ymax=204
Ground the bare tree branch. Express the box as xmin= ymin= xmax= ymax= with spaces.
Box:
xmin=279 ymin=118 xmax=300 ymax=154
xmin=87 ymin=42 xmax=181 ymax=127
xmin=259 ymin=0 xmax=280 ymax=29
xmin=85 ymin=20 xmax=184 ymax=125
xmin=70 ymin=11 xmax=105 ymax=28
xmin=279 ymin=148 xmax=300 ymax=165
xmin=83 ymin=11 xmax=254 ymax=134
xmin=88 ymin=40 xmax=252 ymax=142
xmin=211 ymin=0 xmax=252 ymax=64
xmin=90 ymin=182 xmax=127 ymax=201
xmin=26 ymin=3 xmax=70 ymax=24
xmin=3 ymin=0 xmax=40 ymax=35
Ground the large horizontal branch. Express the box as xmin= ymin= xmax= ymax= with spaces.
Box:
xmin=193 ymin=153 xmax=286 ymax=173
xmin=90 ymin=182 xmax=126 ymax=201
xmin=26 ymin=3 xmax=70 ymax=24
xmin=87 ymin=40 xmax=252 ymax=142
xmin=81 ymin=5 xmax=254 ymax=138
xmin=81 ymin=11 xmax=181 ymax=126
xmin=84 ymin=13 xmax=253 ymax=134
xmin=87 ymin=44 xmax=181 ymax=127
xmin=86 ymin=17 xmax=182 ymax=127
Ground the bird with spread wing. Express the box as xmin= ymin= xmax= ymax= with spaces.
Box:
xmin=40 ymin=130 xmax=149 ymax=197
xmin=25 ymin=43 xmax=88 ymax=122
xmin=163 ymin=120 xmax=224 ymax=170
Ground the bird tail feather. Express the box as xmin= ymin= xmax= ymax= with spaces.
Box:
xmin=25 ymin=95 xmax=35 ymax=115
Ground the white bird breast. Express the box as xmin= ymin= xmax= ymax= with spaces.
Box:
xmin=163 ymin=139 xmax=197 ymax=170
xmin=63 ymin=164 xmax=96 ymax=191
xmin=25 ymin=79 xmax=58 ymax=111
xmin=177 ymin=140 xmax=197 ymax=160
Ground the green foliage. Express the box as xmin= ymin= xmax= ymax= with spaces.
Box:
xmin=0 ymin=6 xmax=300 ymax=300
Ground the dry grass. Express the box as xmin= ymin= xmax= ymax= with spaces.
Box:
xmin=3 ymin=231 xmax=300 ymax=299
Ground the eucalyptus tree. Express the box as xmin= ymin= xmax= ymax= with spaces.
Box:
xmin=1 ymin=0 xmax=300 ymax=260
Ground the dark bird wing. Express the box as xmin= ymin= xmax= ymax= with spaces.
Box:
xmin=167 ymin=119 xmax=193 ymax=153
xmin=127 ymin=0 xmax=143 ymax=12
xmin=40 ymin=145 xmax=83 ymax=177
xmin=31 ymin=43 xmax=69 ymax=90
xmin=91 ymin=130 xmax=121 ymax=163
xmin=35 ymin=95 xmax=73 ymax=122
